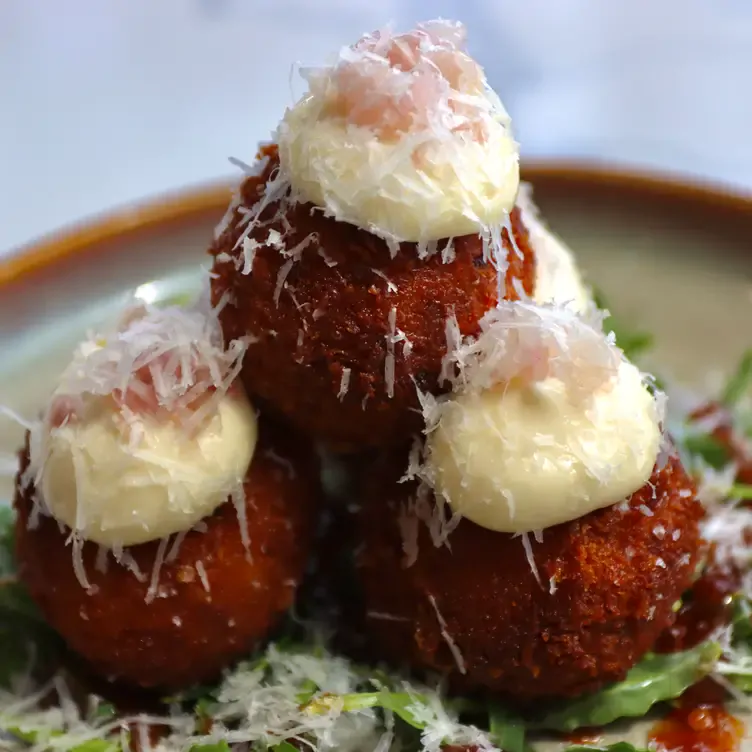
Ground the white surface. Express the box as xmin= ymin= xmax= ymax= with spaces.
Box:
xmin=1 ymin=0 xmax=752 ymax=255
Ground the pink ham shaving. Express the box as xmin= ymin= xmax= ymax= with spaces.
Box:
xmin=307 ymin=20 xmax=495 ymax=144
xmin=47 ymin=301 xmax=247 ymax=432
xmin=440 ymin=301 xmax=622 ymax=403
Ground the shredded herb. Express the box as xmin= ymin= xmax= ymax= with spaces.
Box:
xmin=488 ymin=705 xmax=533 ymax=752
xmin=721 ymin=349 xmax=752 ymax=407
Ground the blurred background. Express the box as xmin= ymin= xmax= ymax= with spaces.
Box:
xmin=1 ymin=0 xmax=751 ymax=255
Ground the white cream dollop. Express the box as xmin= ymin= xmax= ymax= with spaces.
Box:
xmin=40 ymin=392 xmax=257 ymax=547
xmin=279 ymin=105 xmax=519 ymax=244
xmin=517 ymin=185 xmax=591 ymax=313
xmin=532 ymin=229 xmax=591 ymax=313
xmin=424 ymin=359 xmax=661 ymax=533
xmin=277 ymin=21 xmax=520 ymax=244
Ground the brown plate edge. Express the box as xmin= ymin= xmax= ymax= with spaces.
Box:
xmin=1 ymin=163 xmax=750 ymax=288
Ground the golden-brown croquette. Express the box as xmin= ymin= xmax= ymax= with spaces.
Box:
xmin=355 ymin=451 xmax=704 ymax=702
xmin=210 ymin=146 xmax=536 ymax=452
xmin=14 ymin=418 xmax=319 ymax=691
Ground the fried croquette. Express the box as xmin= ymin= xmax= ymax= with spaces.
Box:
xmin=210 ymin=146 xmax=536 ymax=452
xmin=14 ymin=419 xmax=319 ymax=691
xmin=355 ymin=451 xmax=704 ymax=702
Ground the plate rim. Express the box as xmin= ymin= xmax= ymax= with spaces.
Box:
xmin=1 ymin=163 xmax=750 ymax=288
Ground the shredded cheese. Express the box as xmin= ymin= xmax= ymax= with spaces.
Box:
xmin=195 ymin=560 xmax=211 ymax=595
xmin=371 ymin=269 xmax=398 ymax=294
xmin=337 ymin=368 xmax=352 ymax=402
xmin=519 ymin=532 xmax=543 ymax=588
xmin=145 ymin=536 xmax=170 ymax=604
xmin=427 ymin=594 xmax=466 ymax=675
xmin=438 ymin=300 xmax=619 ymax=401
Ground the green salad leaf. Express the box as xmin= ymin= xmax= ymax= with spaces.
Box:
xmin=488 ymin=705 xmax=534 ymax=752
xmin=721 ymin=349 xmax=752 ymax=407
xmin=160 ymin=290 xmax=198 ymax=309
xmin=531 ymin=641 xmax=721 ymax=732
xmin=272 ymin=743 xmax=299 ymax=752
xmin=730 ymin=484 xmax=752 ymax=500
xmin=0 ymin=504 xmax=15 ymax=578
xmin=592 ymin=289 xmax=654 ymax=361
xmin=191 ymin=743 xmax=231 ymax=752
xmin=66 ymin=741 xmax=120 ymax=752
xmin=4 ymin=726 xmax=121 ymax=752
xmin=731 ymin=595 xmax=752 ymax=643
xmin=563 ymin=745 xmax=649 ymax=752
xmin=715 ymin=595 xmax=752 ymax=691
xmin=681 ymin=433 xmax=731 ymax=470
xmin=304 ymin=690 xmax=433 ymax=729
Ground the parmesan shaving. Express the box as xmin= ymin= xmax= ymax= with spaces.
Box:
xmin=274 ymin=260 xmax=295 ymax=306
xmin=145 ymin=536 xmax=169 ymax=605
xmin=112 ymin=544 xmax=147 ymax=582
xmin=196 ymin=560 xmax=211 ymax=594
xmin=166 ymin=530 xmax=188 ymax=563
xmin=440 ymin=238 xmax=456 ymax=265
xmin=371 ymin=269 xmax=398 ymax=294
xmin=229 ymin=481 xmax=252 ymax=561
xmin=318 ymin=248 xmax=338 ymax=267
xmin=264 ymin=448 xmax=297 ymax=480
xmin=519 ymin=532 xmax=543 ymax=588
xmin=427 ymin=594 xmax=466 ymax=675
xmin=232 ymin=165 xmax=291 ymax=262
xmin=439 ymin=300 xmax=619 ymax=401
xmin=337 ymin=368 xmax=352 ymax=402
xmin=242 ymin=236 xmax=261 ymax=274
xmin=366 ymin=611 xmax=410 ymax=623
xmin=398 ymin=482 xmax=462 ymax=567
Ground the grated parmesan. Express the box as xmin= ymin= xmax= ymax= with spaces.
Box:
xmin=195 ymin=560 xmax=211 ymax=595
xmin=337 ymin=368 xmax=352 ymax=402
xmin=264 ymin=448 xmax=297 ymax=480
xmin=427 ymin=594 xmax=466 ymax=675
xmin=145 ymin=537 xmax=170 ymax=604
xmin=318 ymin=248 xmax=338 ymax=267
xmin=519 ymin=531 xmax=543 ymax=588
xmin=371 ymin=269 xmax=398 ymax=294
